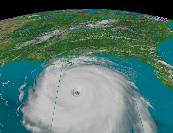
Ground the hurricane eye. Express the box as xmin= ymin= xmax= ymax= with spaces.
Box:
xmin=72 ymin=88 xmax=81 ymax=97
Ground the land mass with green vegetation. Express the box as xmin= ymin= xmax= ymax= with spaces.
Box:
xmin=0 ymin=9 xmax=173 ymax=88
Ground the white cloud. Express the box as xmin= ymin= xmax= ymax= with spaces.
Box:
xmin=22 ymin=56 xmax=157 ymax=133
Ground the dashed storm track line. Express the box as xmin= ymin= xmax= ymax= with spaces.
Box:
xmin=21 ymin=57 xmax=156 ymax=133
xmin=50 ymin=64 xmax=64 ymax=129
xmin=134 ymin=99 xmax=145 ymax=133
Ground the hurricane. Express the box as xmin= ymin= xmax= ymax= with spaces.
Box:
xmin=22 ymin=56 xmax=157 ymax=133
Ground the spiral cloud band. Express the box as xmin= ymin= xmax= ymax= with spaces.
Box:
xmin=22 ymin=56 xmax=157 ymax=133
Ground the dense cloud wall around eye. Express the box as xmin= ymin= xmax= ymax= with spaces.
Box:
xmin=22 ymin=56 xmax=157 ymax=133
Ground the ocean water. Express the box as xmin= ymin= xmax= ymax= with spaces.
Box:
xmin=0 ymin=60 xmax=46 ymax=133
xmin=87 ymin=9 xmax=97 ymax=14
xmin=157 ymin=21 xmax=173 ymax=66
xmin=158 ymin=38 xmax=173 ymax=66
xmin=101 ymin=55 xmax=173 ymax=133
xmin=0 ymin=54 xmax=173 ymax=133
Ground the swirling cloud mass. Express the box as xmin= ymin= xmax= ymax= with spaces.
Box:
xmin=22 ymin=56 xmax=157 ymax=133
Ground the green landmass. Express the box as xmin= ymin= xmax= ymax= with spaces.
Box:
xmin=0 ymin=9 xmax=173 ymax=88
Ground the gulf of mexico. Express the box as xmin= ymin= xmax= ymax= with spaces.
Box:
xmin=1 ymin=55 xmax=173 ymax=133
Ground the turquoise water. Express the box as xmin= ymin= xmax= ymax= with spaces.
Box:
xmin=0 ymin=56 xmax=173 ymax=133
xmin=169 ymin=22 xmax=173 ymax=29
xmin=158 ymin=22 xmax=173 ymax=66
xmin=127 ymin=58 xmax=173 ymax=133
xmin=87 ymin=9 xmax=97 ymax=14
xmin=101 ymin=56 xmax=173 ymax=133
xmin=0 ymin=60 xmax=46 ymax=133
xmin=158 ymin=38 xmax=173 ymax=66
xmin=153 ymin=22 xmax=173 ymax=132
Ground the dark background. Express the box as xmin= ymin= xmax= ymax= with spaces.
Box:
xmin=0 ymin=0 xmax=172 ymax=20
